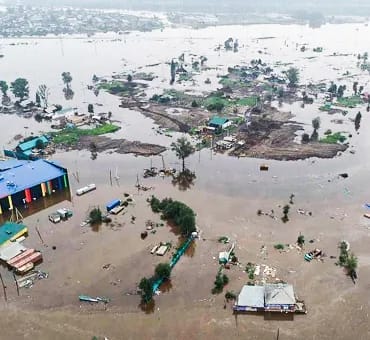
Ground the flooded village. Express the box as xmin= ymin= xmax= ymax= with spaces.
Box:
xmin=1 ymin=1 xmax=370 ymax=339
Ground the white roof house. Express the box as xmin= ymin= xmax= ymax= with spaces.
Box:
xmin=234 ymin=285 xmax=265 ymax=311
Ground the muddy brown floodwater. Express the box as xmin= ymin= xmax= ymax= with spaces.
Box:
xmin=1 ymin=22 xmax=370 ymax=340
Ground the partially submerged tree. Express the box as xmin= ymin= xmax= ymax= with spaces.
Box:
xmin=171 ymin=137 xmax=195 ymax=172
xmin=345 ymin=253 xmax=358 ymax=278
xmin=282 ymin=204 xmax=290 ymax=223
xmin=37 ymin=84 xmax=50 ymax=108
xmin=353 ymin=81 xmax=358 ymax=96
xmin=11 ymin=78 xmax=29 ymax=100
xmin=88 ymin=103 xmax=94 ymax=114
xmin=155 ymin=263 xmax=171 ymax=280
xmin=312 ymin=117 xmax=321 ymax=130
xmin=89 ymin=207 xmax=102 ymax=225
xmin=61 ymin=72 xmax=73 ymax=88
xmin=139 ymin=277 xmax=153 ymax=303
xmin=355 ymin=111 xmax=362 ymax=131
xmin=170 ymin=59 xmax=176 ymax=85
xmin=286 ymin=67 xmax=299 ymax=87
xmin=0 ymin=80 xmax=8 ymax=97
xmin=297 ymin=234 xmax=305 ymax=247
xmin=301 ymin=133 xmax=310 ymax=144
xmin=35 ymin=92 xmax=41 ymax=106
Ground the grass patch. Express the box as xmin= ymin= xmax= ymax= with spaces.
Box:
xmin=51 ymin=124 xmax=120 ymax=145
xmin=99 ymin=80 xmax=145 ymax=95
xmin=320 ymin=132 xmax=346 ymax=144
xmin=319 ymin=103 xmax=331 ymax=111
xmin=336 ymin=96 xmax=363 ymax=108
xmin=236 ymin=96 xmax=258 ymax=107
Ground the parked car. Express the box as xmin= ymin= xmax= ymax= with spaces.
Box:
xmin=49 ymin=213 xmax=61 ymax=223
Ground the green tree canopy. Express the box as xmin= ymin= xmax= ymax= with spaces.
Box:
xmin=139 ymin=277 xmax=154 ymax=303
xmin=10 ymin=78 xmax=29 ymax=100
xmin=345 ymin=253 xmax=358 ymax=275
xmin=286 ymin=67 xmax=299 ymax=87
xmin=62 ymin=72 xmax=73 ymax=88
xmin=312 ymin=117 xmax=321 ymax=130
xmin=88 ymin=103 xmax=94 ymax=113
xmin=155 ymin=263 xmax=171 ymax=280
xmin=0 ymin=80 xmax=8 ymax=96
xmin=171 ymin=137 xmax=195 ymax=171
xmin=89 ymin=207 xmax=102 ymax=225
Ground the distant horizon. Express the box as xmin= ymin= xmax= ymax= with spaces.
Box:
xmin=5 ymin=0 xmax=370 ymax=16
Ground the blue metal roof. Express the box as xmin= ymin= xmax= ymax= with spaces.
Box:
xmin=0 ymin=159 xmax=67 ymax=199
xmin=17 ymin=136 xmax=49 ymax=152
xmin=0 ymin=160 xmax=28 ymax=172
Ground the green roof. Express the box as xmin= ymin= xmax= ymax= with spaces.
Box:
xmin=0 ymin=222 xmax=27 ymax=246
xmin=209 ymin=116 xmax=229 ymax=126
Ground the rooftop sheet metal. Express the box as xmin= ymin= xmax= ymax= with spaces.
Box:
xmin=0 ymin=160 xmax=28 ymax=172
xmin=209 ymin=116 xmax=229 ymax=126
xmin=236 ymin=285 xmax=265 ymax=308
xmin=0 ymin=242 xmax=27 ymax=262
xmin=264 ymin=283 xmax=295 ymax=305
xmin=0 ymin=222 xmax=27 ymax=246
xmin=18 ymin=136 xmax=49 ymax=152
xmin=0 ymin=160 xmax=66 ymax=199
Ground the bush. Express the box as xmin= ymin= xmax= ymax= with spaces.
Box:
xmin=301 ymin=133 xmax=310 ymax=143
xmin=274 ymin=244 xmax=285 ymax=250
xmin=155 ymin=263 xmax=171 ymax=280
xmin=89 ymin=208 xmax=102 ymax=225
xmin=225 ymin=291 xmax=237 ymax=301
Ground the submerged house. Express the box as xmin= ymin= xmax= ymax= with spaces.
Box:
xmin=208 ymin=116 xmax=232 ymax=131
xmin=234 ymin=283 xmax=296 ymax=313
xmin=4 ymin=135 xmax=50 ymax=160
xmin=0 ymin=159 xmax=69 ymax=215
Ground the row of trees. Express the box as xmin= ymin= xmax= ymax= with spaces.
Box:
xmin=149 ymin=196 xmax=196 ymax=236
xmin=0 ymin=72 xmax=74 ymax=104
xmin=0 ymin=78 xmax=29 ymax=100
xmin=328 ymin=81 xmax=364 ymax=98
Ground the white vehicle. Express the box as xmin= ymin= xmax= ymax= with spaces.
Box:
xmin=49 ymin=213 xmax=61 ymax=223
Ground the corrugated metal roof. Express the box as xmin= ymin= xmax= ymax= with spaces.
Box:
xmin=264 ymin=284 xmax=295 ymax=305
xmin=18 ymin=136 xmax=49 ymax=152
xmin=0 ymin=222 xmax=27 ymax=246
xmin=236 ymin=285 xmax=265 ymax=308
xmin=0 ymin=159 xmax=67 ymax=199
xmin=209 ymin=116 xmax=229 ymax=126
xmin=0 ymin=160 xmax=28 ymax=172
xmin=0 ymin=242 xmax=27 ymax=261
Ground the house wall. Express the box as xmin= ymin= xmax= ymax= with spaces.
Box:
xmin=0 ymin=174 xmax=69 ymax=215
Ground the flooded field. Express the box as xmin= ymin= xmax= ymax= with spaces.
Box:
xmin=1 ymin=22 xmax=370 ymax=340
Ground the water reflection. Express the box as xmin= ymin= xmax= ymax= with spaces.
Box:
xmin=177 ymin=237 xmax=196 ymax=258
xmin=139 ymin=299 xmax=155 ymax=314
xmin=0 ymin=188 xmax=71 ymax=224
xmin=159 ymin=279 xmax=173 ymax=293
xmin=171 ymin=169 xmax=196 ymax=191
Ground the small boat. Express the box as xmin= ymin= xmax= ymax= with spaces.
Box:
xmin=260 ymin=164 xmax=269 ymax=171
xmin=79 ymin=295 xmax=99 ymax=303
xmin=79 ymin=295 xmax=110 ymax=303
